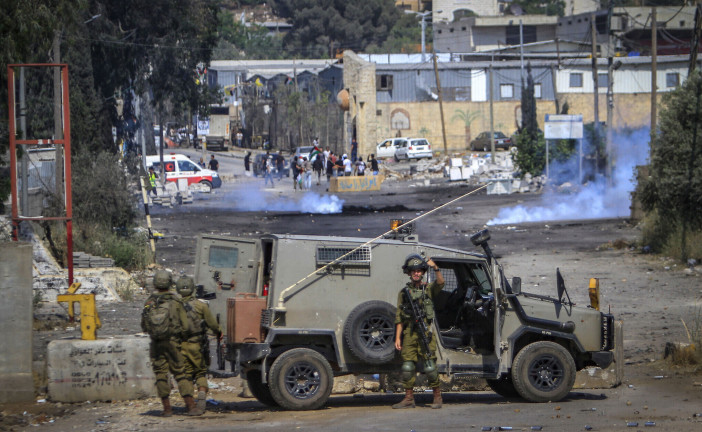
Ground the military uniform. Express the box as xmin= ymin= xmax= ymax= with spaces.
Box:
xmin=180 ymin=296 xmax=221 ymax=389
xmin=395 ymin=279 xmax=444 ymax=388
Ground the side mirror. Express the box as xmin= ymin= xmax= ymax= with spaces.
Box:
xmin=511 ymin=277 xmax=521 ymax=295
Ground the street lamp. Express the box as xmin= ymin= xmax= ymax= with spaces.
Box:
xmin=418 ymin=10 xmax=442 ymax=62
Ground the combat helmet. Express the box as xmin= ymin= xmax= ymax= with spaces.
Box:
xmin=176 ymin=276 xmax=195 ymax=298
xmin=153 ymin=270 xmax=173 ymax=290
xmin=402 ymin=253 xmax=428 ymax=274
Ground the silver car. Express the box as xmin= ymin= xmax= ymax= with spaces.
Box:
xmin=394 ymin=137 xmax=433 ymax=161
xmin=376 ymin=137 xmax=407 ymax=159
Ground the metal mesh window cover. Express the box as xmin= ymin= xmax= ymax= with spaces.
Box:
xmin=316 ymin=246 xmax=371 ymax=265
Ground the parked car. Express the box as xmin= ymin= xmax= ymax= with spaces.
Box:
xmin=376 ymin=137 xmax=407 ymax=159
xmin=294 ymin=146 xmax=316 ymax=160
xmin=394 ymin=137 xmax=433 ymax=161
xmin=253 ymin=153 xmax=290 ymax=178
xmin=470 ymin=131 xmax=512 ymax=151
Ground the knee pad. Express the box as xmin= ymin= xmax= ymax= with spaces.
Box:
xmin=401 ymin=361 xmax=416 ymax=382
xmin=423 ymin=359 xmax=438 ymax=382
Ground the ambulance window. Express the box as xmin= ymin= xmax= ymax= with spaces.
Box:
xmin=208 ymin=246 xmax=238 ymax=268
xmin=179 ymin=160 xmax=199 ymax=172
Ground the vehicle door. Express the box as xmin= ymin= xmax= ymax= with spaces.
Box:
xmin=395 ymin=140 xmax=408 ymax=159
xmin=194 ymin=235 xmax=262 ymax=333
xmin=376 ymin=139 xmax=393 ymax=158
xmin=177 ymin=159 xmax=203 ymax=185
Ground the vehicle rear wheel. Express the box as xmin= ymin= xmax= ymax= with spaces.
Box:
xmin=268 ymin=348 xmax=333 ymax=410
xmin=246 ymin=370 xmax=279 ymax=407
xmin=486 ymin=375 xmax=520 ymax=399
xmin=512 ymin=341 xmax=576 ymax=403
xmin=394 ymin=154 xmax=400 ymax=162
xmin=199 ymin=180 xmax=213 ymax=193
xmin=344 ymin=301 xmax=396 ymax=364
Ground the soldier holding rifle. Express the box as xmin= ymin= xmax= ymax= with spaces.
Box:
xmin=392 ymin=254 xmax=445 ymax=409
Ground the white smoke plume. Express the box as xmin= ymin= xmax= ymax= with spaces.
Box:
xmin=222 ymin=184 xmax=344 ymax=214
xmin=488 ymin=128 xmax=650 ymax=225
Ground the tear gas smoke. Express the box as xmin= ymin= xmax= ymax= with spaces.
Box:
xmin=488 ymin=128 xmax=650 ymax=225
xmin=225 ymin=185 xmax=344 ymax=214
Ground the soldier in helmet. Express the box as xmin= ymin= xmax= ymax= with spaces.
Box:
xmin=141 ymin=270 xmax=204 ymax=417
xmin=392 ymin=254 xmax=445 ymax=409
xmin=176 ymin=275 xmax=222 ymax=412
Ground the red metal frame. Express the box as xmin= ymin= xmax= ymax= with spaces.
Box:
xmin=8 ymin=64 xmax=74 ymax=284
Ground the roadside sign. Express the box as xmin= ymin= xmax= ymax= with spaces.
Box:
xmin=544 ymin=114 xmax=583 ymax=139
xmin=197 ymin=118 xmax=210 ymax=136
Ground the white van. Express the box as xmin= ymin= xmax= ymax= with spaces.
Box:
xmin=145 ymin=154 xmax=222 ymax=192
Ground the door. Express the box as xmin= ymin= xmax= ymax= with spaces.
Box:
xmin=194 ymin=235 xmax=262 ymax=335
xmin=177 ymin=159 xmax=203 ymax=185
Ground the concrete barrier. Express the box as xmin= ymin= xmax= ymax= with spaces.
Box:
xmin=0 ymin=242 xmax=35 ymax=403
xmin=47 ymin=336 xmax=157 ymax=402
xmin=330 ymin=175 xmax=384 ymax=192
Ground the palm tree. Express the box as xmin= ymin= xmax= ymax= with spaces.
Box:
xmin=451 ymin=109 xmax=481 ymax=148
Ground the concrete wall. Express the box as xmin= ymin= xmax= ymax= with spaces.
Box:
xmin=343 ymin=51 xmax=378 ymax=159
xmin=0 ymin=242 xmax=35 ymax=403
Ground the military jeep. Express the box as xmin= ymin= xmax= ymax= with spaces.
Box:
xmin=194 ymin=229 xmax=615 ymax=410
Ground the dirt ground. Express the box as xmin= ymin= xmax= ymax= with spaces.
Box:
xmin=5 ymin=176 xmax=702 ymax=431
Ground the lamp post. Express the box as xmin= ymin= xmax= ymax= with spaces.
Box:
xmin=418 ymin=10 xmax=442 ymax=62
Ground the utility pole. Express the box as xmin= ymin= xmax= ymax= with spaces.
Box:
xmin=53 ymin=31 xmax=64 ymax=207
xmin=520 ymin=20 xmax=525 ymax=82
xmin=433 ymin=51 xmax=448 ymax=155
xmin=489 ymin=65 xmax=495 ymax=163
xmin=606 ymin=0 xmax=614 ymax=183
xmin=690 ymin=3 xmax=702 ymax=74
xmin=591 ymin=13 xmax=600 ymax=150
xmin=20 ymin=68 xmax=28 ymax=215
xmin=651 ymin=7 xmax=657 ymax=142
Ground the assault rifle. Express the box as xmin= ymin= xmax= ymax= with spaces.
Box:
xmin=216 ymin=316 xmax=225 ymax=370
xmin=200 ymin=321 xmax=211 ymax=367
xmin=401 ymin=286 xmax=433 ymax=359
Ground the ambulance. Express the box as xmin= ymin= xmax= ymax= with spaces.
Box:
xmin=145 ymin=154 xmax=222 ymax=192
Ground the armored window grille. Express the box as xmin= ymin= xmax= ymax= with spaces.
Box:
xmin=316 ymin=246 xmax=372 ymax=276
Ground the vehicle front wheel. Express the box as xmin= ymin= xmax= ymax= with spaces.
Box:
xmin=199 ymin=180 xmax=213 ymax=193
xmin=246 ymin=370 xmax=279 ymax=407
xmin=512 ymin=341 xmax=576 ymax=403
xmin=268 ymin=348 xmax=333 ymax=410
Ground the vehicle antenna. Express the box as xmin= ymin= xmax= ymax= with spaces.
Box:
xmin=275 ymin=182 xmax=492 ymax=310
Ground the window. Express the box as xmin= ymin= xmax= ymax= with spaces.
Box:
xmin=208 ymin=246 xmax=238 ymax=268
xmin=598 ymin=73 xmax=608 ymax=88
xmin=666 ymin=72 xmax=680 ymax=88
xmin=500 ymin=84 xmax=514 ymax=99
xmin=178 ymin=160 xmax=199 ymax=172
xmin=506 ymin=25 xmax=536 ymax=45
xmin=534 ymin=83 xmax=542 ymax=98
xmin=376 ymin=109 xmax=382 ymax=116
xmin=570 ymin=73 xmax=583 ymax=88
xmin=376 ymin=74 xmax=393 ymax=91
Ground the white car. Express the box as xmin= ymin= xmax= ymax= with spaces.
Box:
xmin=376 ymin=137 xmax=407 ymax=159
xmin=394 ymin=138 xmax=433 ymax=161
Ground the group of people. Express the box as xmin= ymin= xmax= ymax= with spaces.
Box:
xmin=142 ymin=270 xmax=221 ymax=417
xmin=288 ymin=148 xmax=380 ymax=191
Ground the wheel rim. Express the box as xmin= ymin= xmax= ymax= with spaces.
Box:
xmin=527 ymin=354 xmax=564 ymax=392
xmin=358 ymin=314 xmax=394 ymax=351
xmin=283 ymin=362 xmax=321 ymax=399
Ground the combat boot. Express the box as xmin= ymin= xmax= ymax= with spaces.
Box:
xmin=196 ymin=387 xmax=207 ymax=412
xmin=183 ymin=395 xmax=205 ymax=416
xmin=430 ymin=387 xmax=442 ymax=409
xmin=161 ymin=397 xmax=173 ymax=417
xmin=392 ymin=389 xmax=415 ymax=409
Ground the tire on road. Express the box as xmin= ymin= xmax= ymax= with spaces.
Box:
xmin=512 ymin=341 xmax=576 ymax=403
xmin=344 ymin=301 xmax=396 ymax=364
xmin=246 ymin=370 xmax=279 ymax=407
xmin=268 ymin=348 xmax=334 ymax=410
xmin=199 ymin=180 xmax=213 ymax=193
xmin=486 ymin=374 xmax=520 ymax=399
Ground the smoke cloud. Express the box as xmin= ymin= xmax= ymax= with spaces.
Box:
xmin=488 ymin=128 xmax=650 ymax=225
xmin=222 ymin=184 xmax=344 ymax=214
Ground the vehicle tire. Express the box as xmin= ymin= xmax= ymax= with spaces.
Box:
xmin=394 ymin=154 xmax=400 ymax=162
xmin=344 ymin=301 xmax=396 ymax=364
xmin=486 ymin=375 xmax=520 ymax=399
xmin=512 ymin=341 xmax=576 ymax=403
xmin=246 ymin=370 xmax=279 ymax=407
xmin=268 ymin=348 xmax=333 ymax=410
xmin=199 ymin=180 xmax=213 ymax=193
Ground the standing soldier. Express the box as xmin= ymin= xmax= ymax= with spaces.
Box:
xmin=141 ymin=270 xmax=204 ymax=416
xmin=176 ymin=276 xmax=222 ymax=412
xmin=392 ymin=254 xmax=445 ymax=409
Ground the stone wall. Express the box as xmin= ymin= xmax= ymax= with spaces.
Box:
xmin=343 ymin=51 xmax=378 ymax=158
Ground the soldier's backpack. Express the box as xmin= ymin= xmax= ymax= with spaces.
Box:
xmin=143 ymin=296 xmax=173 ymax=340
xmin=182 ymin=300 xmax=204 ymax=339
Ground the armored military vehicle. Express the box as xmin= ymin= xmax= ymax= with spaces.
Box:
xmin=194 ymin=229 xmax=615 ymax=410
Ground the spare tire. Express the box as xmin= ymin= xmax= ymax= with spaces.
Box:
xmin=344 ymin=301 xmax=396 ymax=364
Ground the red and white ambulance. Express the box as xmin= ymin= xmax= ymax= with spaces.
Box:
xmin=145 ymin=154 xmax=222 ymax=192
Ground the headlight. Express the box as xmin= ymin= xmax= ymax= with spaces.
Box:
xmin=212 ymin=172 xmax=218 ymax=177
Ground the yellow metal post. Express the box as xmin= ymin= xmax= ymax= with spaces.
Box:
xmin=588 ymin=278 xmax=600 ymax=310
xmin=57 ymin=282 xmax=102 ymax=340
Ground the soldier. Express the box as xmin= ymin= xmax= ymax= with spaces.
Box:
xmin=141 ymin=270 xmax=204 ymax=417
xmin=392 ymin=254 xmax=445 ymax=409
xmin=176 ymin=276 xmax=222 ymax=412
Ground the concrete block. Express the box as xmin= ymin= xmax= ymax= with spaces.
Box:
xmin=449 ymin=167 xmax=462 ymax=181
xmin=47 ymin=336 xmax=157 ymax=402
xmin=0 ymin=242 xmax=34 ymax=403
xmin=177 ymin=178 xmax=188 ymax=191
xmin=487 ymin=179 xmax=513 ymax=195
xmin=450 ymin=157 xmax=463 ymax=167
xmin=329 ymin=175 xmax=384 ymax=192
xmin=461 ymin=166 xmax=474 ymax=179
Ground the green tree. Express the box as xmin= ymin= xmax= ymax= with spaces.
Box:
xmin=640 ymin=71 xmax=702 ymax=261
xmin=366 ymin=12 xmax=424 ymax=54
xmin=511 ymin=0 xmax=565 ymax=16
xmin=214 ymin=10 xmax=284 ymax=60
xmin=514 ymin=64 xmax=546 ymax=176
